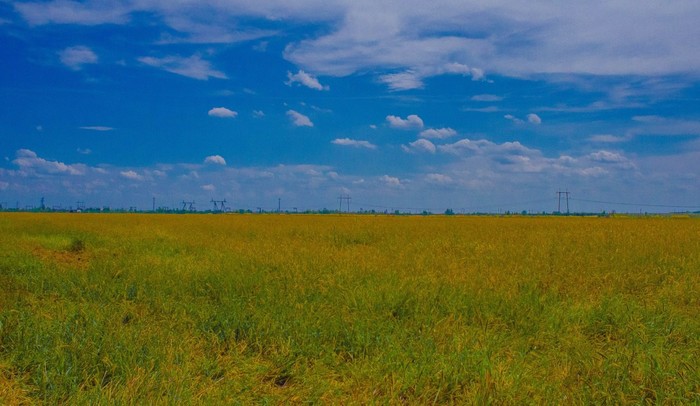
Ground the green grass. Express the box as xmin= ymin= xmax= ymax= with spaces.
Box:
xmin=0 ymin=213 xmax=699 ymax=403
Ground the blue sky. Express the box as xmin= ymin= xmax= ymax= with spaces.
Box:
xmin=1 ymin=1 xmax=699 ymax=213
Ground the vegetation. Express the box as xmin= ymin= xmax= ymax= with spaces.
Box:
xmin=0 ymin=213 xmax=698 ymax=403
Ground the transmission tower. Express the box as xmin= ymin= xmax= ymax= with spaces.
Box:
xmin=556 ymin=190 xmax=571 ymax=214
xmin=338 ymin=194 xmax=351 ymax=213
xmin=182 ymin=200 xmax=195 ymax=212
xmin=210 ymin=199 xmax=227 ymax=212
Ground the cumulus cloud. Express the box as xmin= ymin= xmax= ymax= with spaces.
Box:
xmin=379 ymin=175 xmax=402 ymax=187
xmin=438 ymin=138 xmax=538 ymax=158
xmin=286 ymin=70 xmax=328 ymax=90
xmin=208 ymin=107 xmax=237 ymax=118
xmin=403 ymin=139 xmax=436 ymax=154
xmin=386 ymin=114 xmax=424 ymax=130
xmin=253 ymin=110 xmax=265 ymax=118
xmin=527 ymin=113 xmax=542 ymax=124
xmin=287 ymin=110 xmax=313 ymax=127
xmin=138 ymin=54 xmax=227 ymax=80
xmin=332 ymin=138 xmax=377 ymax=149
xmin=120 ymin=170 xmax=143 ymax=180
xmin=419 ymin=128 xmax=457 ymax=139
xmin=204 ymin=155 xmax=227 ymax=165
xmin=13 ymin=149 xmax=85 ymax=175
xmin=59 ymin=46 xmax=98 ymax=70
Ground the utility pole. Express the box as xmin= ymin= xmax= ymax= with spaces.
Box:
xmin=278 ymin=198 xmax=281 ymax=213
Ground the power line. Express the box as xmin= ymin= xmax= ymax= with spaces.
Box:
xmin=571 ymin=198 xmax=700 ymax=209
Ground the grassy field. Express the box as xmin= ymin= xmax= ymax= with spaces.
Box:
xmin=0 ymin=213 xmax=699 ymax=404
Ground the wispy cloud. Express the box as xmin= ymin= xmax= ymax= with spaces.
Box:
xmin=80 ymin=126 xmax=113 ymax=131
xmin=588 ymin=134 xmax=629 ymax=143
xmin=15 ymin=1 xmax=130 ymax=25
xmin=471 ymin=94 xmax=503 ymax=102
xmin=287 ymin=110 xmax=314 ymax=127
xmin=59 ymin=46 xmax=98 ymax=70
xmin=139 ymin=54 xmax=227 ymax=80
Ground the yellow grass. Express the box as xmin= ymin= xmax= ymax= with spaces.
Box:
xmin=0 ymin=213 xmax=698 ymax=403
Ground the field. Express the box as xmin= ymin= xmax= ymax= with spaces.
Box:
xmin=0 ymin=213 xmax=699 ymax=404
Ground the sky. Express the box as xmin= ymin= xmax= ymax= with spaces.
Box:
xmin=1 ymin=0 xmax=700 ymax=213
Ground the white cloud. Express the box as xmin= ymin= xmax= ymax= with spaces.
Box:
xmin=80 ymin=126 xmax=114 ymax=131
xmin=17 ymin=2 xmax=700 ymax=79
xmin=59 ymin=46 xmax=98 ymax=70
xmin=201 ymin=184 xmax=216 ymax=191
xmin=253 ymin=110 xmax=265 ymax=118
xmin=283 ymin=2 xmax=700 ymax=79
xmin=419 ymin=128 xmax=457 ymax=139
xmin=15 ymin=1 xmax=131 ymax=25
xmin=386 ymin=114 xmax=424 ymax=130
xmin=588 ymin=150 xmax=628 ymax=164
xmin=527 ymin=113 xmax=542 ymax=124
xmin=378 ymin=64 xmax=484 ymax=91
xmin=425 ymin=173 xmax=453 ymax=185
xmin=471 ymin=94 xmax=503 ymax=102
xmin=208 ymin=107 xmax=237 ymax=118
xmin=438 ymin=138 xmax=539 ymax=158
xmin=138 ymin=54 xmax=227 ymax=80
xmin=287 ymin=110 xmax=314 ymax=127
xmin=505 ymin=114 xmax=541 ymax=125
xmin=204 ymin=155 xmax=227 ymax=165
xmin=589 ymin=134 xmax=628 ymax=143
xmin=332 ymin=138 xmax=377 ymax=149
xmin=379 ymin=175 xmax=402 ymax=187
xmin=504 ymin=114 xmax=521 ymax=124
xmin=403 ymin=139 xmax=436 ymax=154
xmin=286 ymin=70 xmax=328 ymax=90
xmin=77 ymin=148 xmax=92 ymax=155
xmin=379 ymin=71 xmax=424 ymax=91
xmin=120 ymin=170 xmax=143 ymax=180
xmin=13 ymin=149 xmax=85 ymax=175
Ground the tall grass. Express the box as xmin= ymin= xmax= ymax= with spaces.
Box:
xmin=0 ymin=213 xmax=698 ymax=403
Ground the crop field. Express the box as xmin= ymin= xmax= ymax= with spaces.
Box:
xmin=0 ymin=213 xmax=699 ymax=404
